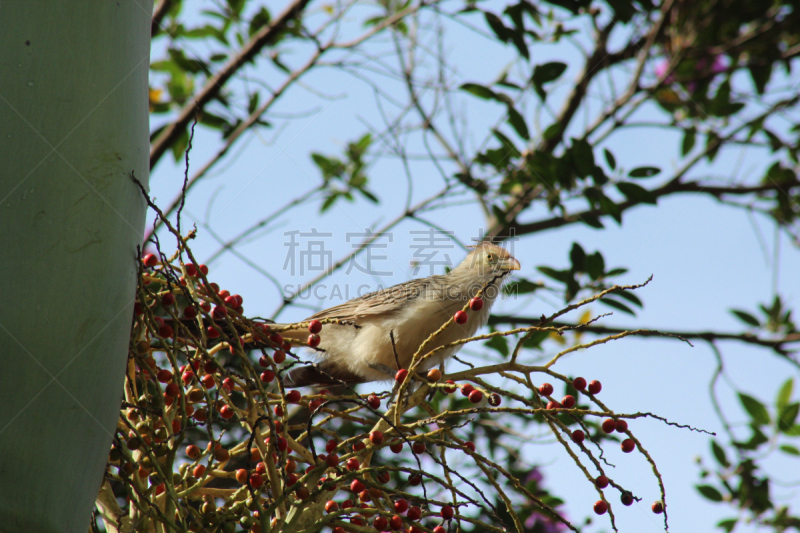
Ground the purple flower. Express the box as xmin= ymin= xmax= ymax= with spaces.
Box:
xmin=655 ymin=59 xmax=675 ymax=83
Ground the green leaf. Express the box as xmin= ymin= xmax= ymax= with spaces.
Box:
xmin=730 ymin=309 xmax=760 ymax=327
xmin=543 ymin=123 xmax=561 ymax=140
xmin=569 ymin=243 xmax=586 ymax=272
xmin=460 ymin=83 xmax=499 ymax=101
xmin=170 ymin=128 xmax=189 ymax=162
xmin=717 ymin=518 xmax=738 ymax=533
xmin=785 ymin=425 xmax=800 ymax=436
xmin=585 ymin=252 xmax=604 ymax=280
xmin=779 ymin=444 xmax=800 ymax=456
xmin=537 ymin=266 xmax=572 ymax=283
xmin=484 ymin=12 xmax=511 ymax=42
xmin=749 ymin=63 xmax=772 ymax=95
xmin=506 ymin=106 xmax=529 ymax=140
xmin=532 ymin=62 xmax=567 ymax=100
xmin=616 ymin=182 xmax=657 ymax=204
xmin=485 ymin=335 xmax=509 ymax=357
xmin=614 ymin=290 xmax=643 ymax=308
xmin=711 ymin=440 xmax=729 ymax=467
xmin=778 ymin=403 xmax=799 ymax=433
xmin=696 ymin=485 xmax=724 ymax=502
xmin=570 ymin=138 xmax=594 ymax=178
xmin=504 ymin=279 xmax=541 ymax=295
xmin=492 ymin=129 xmax=521 ymax=157
xmin=580 ymin=214 xmax=604 ymax=229
xmin=598 ymin=297 xmax=636 ymax=316
xmin=777 ymin=378 xmax=794 ymax=410
xmin=604 ymin=267 xmax=628 ymax=277
xmin=738 ymin=393 xmax=771 ymax=426
xmin=681 ymin=128 xmax=696 ymax=156
xmin=628 ymin=166 xmax=661 ymax=178
xmin=320 ymin=193 xmax=338 ymax=213
xmin=603 ymin=148 xmax=616 ymax=170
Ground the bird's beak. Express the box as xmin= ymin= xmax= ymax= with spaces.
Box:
xmin=500 ymin=258 xmax=521 ymax=271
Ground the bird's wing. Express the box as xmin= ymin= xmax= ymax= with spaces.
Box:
xmin=306 ymin=276 xmax=452 ymax=321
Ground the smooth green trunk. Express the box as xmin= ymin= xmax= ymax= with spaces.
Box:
xmin=0 ymin=3 xmax=151 ymax=532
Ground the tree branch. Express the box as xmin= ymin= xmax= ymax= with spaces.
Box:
xmin=149 ymin=0 xmax=312 ymax=169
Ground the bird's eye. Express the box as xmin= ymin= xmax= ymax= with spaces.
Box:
xmin=486 ymin=253 xmax=495 ymax=262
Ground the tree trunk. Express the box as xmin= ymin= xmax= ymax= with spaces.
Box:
xmin=0 ymin=3 xmax=151 ymax=532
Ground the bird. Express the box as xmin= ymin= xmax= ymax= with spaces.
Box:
xmin=276 ymin=242 xmax=520 ymax=386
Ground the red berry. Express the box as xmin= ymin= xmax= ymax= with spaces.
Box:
xmin=571 ymin=429 xmax=585 ymax=444
xmin=621 ymin=439 xmax=635 ymax=453
xmin=377 ymin=471 xmax=391 ymax=484
xmin=546 ymin=401 xmax=561 ymax=410
xmin=593 ymin=500 xmax=608 ymax=515
xmin=407 ymin=506 xmax=422 ymax=520
xmin=212 ymin=305 xmax=227 ymax=319
xmin=427 ymin=368 xmax=442 ymax=382
xmin=326 ymin=453 xmax=339 ymax=468
xmin=489 ymin=393 xmax=502 ymax=406
xmin=394 ymin=499 xmax=408 ymax=513
xmin=270 ymin=333 xmax=283 ymax=346
xmin=441 ymin=505 xmax=454 ymax=520
xmin=143 ymin=253 xmax=158 ymax=267
xmin=460 ymin=383 xmax=474 ymax=396
xmin=219 ymin=405 xmax=234 ymax=419
xmin=325 ymin=500 xmax=339 ymax=513
xmin=615 ymin=419 xmax=628 ymax=433
xmin=390 ymin=441 xmax=403 ymax=453
xmin=201 ymin=374 xmax=215 ymax=389
xmin=218 ymin=290 xmax=230 ymax=299
xmin=326 ymin=439 xmax=338 ymax=453
xmin=367 ymin=394 xmax=381 ymax=410
xmin=412 ymin=441 xmax=426 ymax=454
xmin=161 ymin=293 xmax=175 ymax=306
xmin=342 ymin=499 xmax=354 ymax=509
xmin=199 ymin=264 xmax=209 ymax=275
xmin=572 ymin=376 xmax=587 ymax=391
xmin=468 ymin=389 xmax=483 ymax=403
xmin=408 ymin=474 xmax=422 ymax=486
xmin=469 ymin=297 xmax=484 ymax=311
xmin=183 ymin=305 xmax=197 ymax=319
xmin=595 ymin=475 xmax=609 ymax=489
xmin=389 ymin=515 xmax=403 ymax=530
xmin=309 ymin=399 xmax=322 ymax=411
xmin=309 ymin=320 xmax=322 ymax=334
xmin=353 ymin=441 xmax=366 ymax=452
xmin=158 ymin=324 xmax=174 ymax=338
xmin=588 ymin=380 xmax=602 ymax=394
xmin=561 ymin=395 xmax=575 ymax=408
xmin=156 ymin=369 xmax=172 ymax=383
xmin=193 ymin=464 xmax=206 ymax=478
xmin=350 ymin=479 xmax=365 ymax=493
xmin=200 ymin=301 xmax=211 ymax=313
xmin=395 ymin=369 xmax=408 ymax=382
xmin=443 ymin=380 xmax=457 ymax=394
xmin=346 ymin=458 xmax=360 ymax=471
xmin=538 ymin=383 xmax=554 ymax=396
xmin=370 ymin=431 xmax=384 ymax=445
xmin=186 ymin=444 xmax=201 ymax=459
xmin=287 ymin=473 xmax=299 ymax=485
xmin=206 ymin=326 xmax=219 ymax=338
xmin=235 ymin=469 xmax=248 ymax=484
xmin=286 ymin=390 xmax=301 ymax=403
xmin=154 ymin=317 xmax=164 ymax=327
xmin=258 ymin=355 xmax=271 ymax=367
xmin=273 ymin=350 xmax=286 ymax=364
xmin=260 ymin=370 xmax=275 ymax=383
xmin=184 ymin=264 xmax=197 ymax=277
xmin=373 ymin=516 xmax=388 ymax=531
xmin=274 ymin=405 xmax=284 ymax=417
xmin=249 ymin=472 xmax=263 ymax=488
xmin=276 ymin=437 xmax=288 ymax=451
xmin=165 ymin=382 xmax=180 ymax=397
xmin=308 ymin=334 xmax=321 ymax=348
xmin=602 ymin=419 xmax=616 ymax=434
xmin=652 ymin=501 xmax=664 ymax=514
xmin=433 ymin=528 xmax=446 ymax=533
xmin=454 ymin=310 xmax=468 ymax=324
xmin=620 ymin=492 xmax=634 ymax=506
xmin=464 ymin=441 xmax=476 ymax=452
xmin=224 ymin=295 xmax=238 ymax=308
xmin=233 ymin=294 xmax=243 ymax=306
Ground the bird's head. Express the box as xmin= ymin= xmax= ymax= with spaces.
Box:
xmin=453 ymin=242 xmax=520 ymax=279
